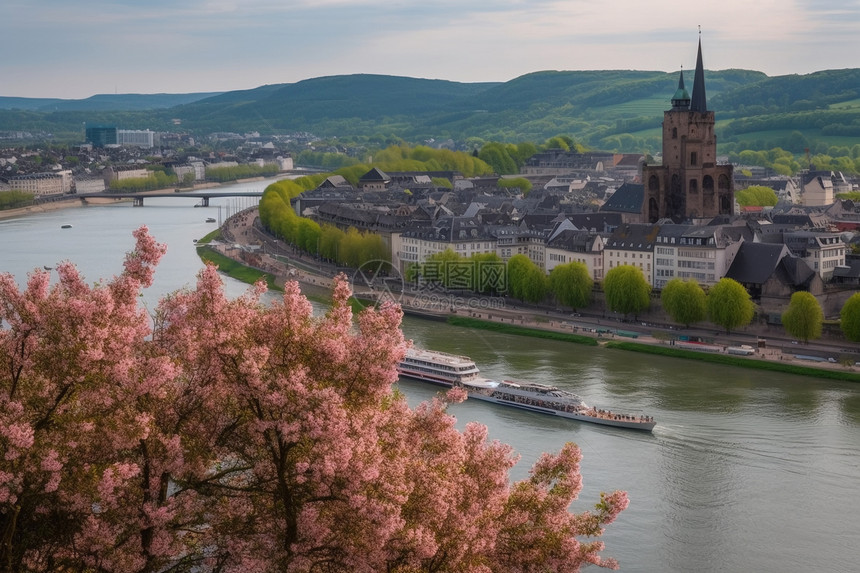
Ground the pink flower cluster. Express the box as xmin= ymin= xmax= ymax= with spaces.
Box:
xmin=0 ymin=226 xmax=628 ymax=572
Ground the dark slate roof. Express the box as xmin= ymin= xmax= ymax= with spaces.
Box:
xmin=833 ymin=258 xmax=860 ymax=280
xmin=359 ymin=167 xmax=390 ymax=183
xmin=725 ymin=242 xmax=789 ymax=284
xmin=600 ymin=182 xmax=643 ymax=214
xmin=774 ymin=256 xmax=816 ymax=288
xmin=567 ymin=212 xmax=623 ymax=233
xmin=546 ymin=229 xmax=600 ymax=252
xmin=605 ymin=223 xmax=659 ymax=251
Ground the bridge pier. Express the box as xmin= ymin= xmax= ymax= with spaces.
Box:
xmin=133 ymin=197 xmax=144 ymax=207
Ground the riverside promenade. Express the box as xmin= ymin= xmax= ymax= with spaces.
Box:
xmin=214 ymin=208 xmax=860 ymax=377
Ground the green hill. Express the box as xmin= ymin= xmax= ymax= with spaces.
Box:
xmin=2 ymin=68 xmax=859 ymax=155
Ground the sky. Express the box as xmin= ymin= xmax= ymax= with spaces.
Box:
xmin=3 ymin=0 xmax=860 ymax=100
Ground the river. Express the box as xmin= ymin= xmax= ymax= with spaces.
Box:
xmin=1 ymin=181 xmax=859 ymax=572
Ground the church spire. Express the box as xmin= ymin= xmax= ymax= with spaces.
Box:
xmin=690 ymin=30 xmax=708 ymax=113
xmin=671 ymin=66 xmax=691 ymax=110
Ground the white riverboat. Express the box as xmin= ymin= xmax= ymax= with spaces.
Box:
xmin=398 ymin=348 xmax=655 ymax=432
xmin=461 ymin=378 xmax=656 ymax=432
xmin=397 ymin=348 xmax=483 ymax=386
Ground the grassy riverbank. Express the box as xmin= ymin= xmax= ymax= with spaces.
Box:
xmin=196 ymin=246 xmax=279 ymax=291
xmin=446 ymin=316 xmax=599 ymax=346
xmin=605 ymin=341 xmax=860 ymax=382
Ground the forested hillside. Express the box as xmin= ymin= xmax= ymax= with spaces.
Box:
xmin=2 ymin=68 xmax=859 ymax=157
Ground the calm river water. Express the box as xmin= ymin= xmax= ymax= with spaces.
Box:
xmin=2 ymin=181 xmax=859 ymax=572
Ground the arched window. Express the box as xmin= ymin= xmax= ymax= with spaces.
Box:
xmin=689 ymin=179 xmax=698 ymax=194
xmin=703 ymin=175 xmax=714 ymax=193
xmin=649 ymin=174 xmax=660 ymax=192
xmin=649 ymin=197 xmax=659 ymax=223
xmin=718 ymin=174 xmax=730 ymax=190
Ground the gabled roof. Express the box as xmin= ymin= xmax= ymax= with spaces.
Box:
xmin=600 ymin=182 xmax=643 ymax=214
xmin=605 ymin=223 xmax=659 ymax=251
xmin=359 ymin=167 xmax=390 ymax=183
xmin=725 ymin=242 xmax=790 ymax=284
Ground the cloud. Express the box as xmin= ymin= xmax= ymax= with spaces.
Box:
xmin=2 ymin=0 xmax=859 ymax=98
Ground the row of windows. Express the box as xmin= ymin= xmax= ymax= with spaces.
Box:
xmin=822 ymin=259 xmax=845 ymax=269
xmin=609 ymin=252 xmax=651 ymax=260
xmin=678 ymin=249 xmax=716 ymax=259
xmin=678 ymin=260 xmax=715 ymax=270
xmin=678 ymin=271 xmax=715 ymax=281
xmin=656 ymin=247 xmax=675 ymax=255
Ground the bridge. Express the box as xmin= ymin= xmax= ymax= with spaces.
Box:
xmin=76 ymin=190 xmax=265 ymax=207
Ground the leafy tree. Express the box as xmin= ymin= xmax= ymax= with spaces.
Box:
xmin=707 ymin=278 xmax=755 ymax=333
xmin=603 ymin=265 xmax=650 ymax=318
xmin=498 ymin=177 xmax=533 ymax=196
xmin=0 ymin=228 xmax=629 ymax=571
xmin=661 ymin=278 xmax=706 ymax=327
xmin=781 ymin=291 xmax=823 ymax=343
xmin=735 ymin=185 xmax=778 ymax=207
xmin=507 ymin=254 xmax=547 ymax=303
xmin=840 ymin=292 xmax=860 ymax=342
xmin=549 ymin=262 xmax=593 ymax=311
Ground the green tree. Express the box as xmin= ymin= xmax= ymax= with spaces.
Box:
xmin=707 ymin=278 xmax=755 ymax=333
xmin=507 ymin=254 xmax=547 ymax=303
xmin=840 ymin=292 xmax=860 ymax=342
xmin=735 ymin=185 xmax=779 ymax=207
xmin=603 ymin=265 xmax=650 ymax=318
xmin=498 ymin=177 xmax=533 ymax=196
xmin=781 ymin=291 xmax=823 ymax=343
xmin=661 ymin=278 xmax=707 ymax=327
xmin=549 ymin=262 xmax=593 ymax=311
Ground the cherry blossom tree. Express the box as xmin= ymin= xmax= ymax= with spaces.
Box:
xmin=1 ymin=226 xmax=629 ymax=573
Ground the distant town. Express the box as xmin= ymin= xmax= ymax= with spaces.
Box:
xmin=3 ymin=49 xmax=860 ymax=329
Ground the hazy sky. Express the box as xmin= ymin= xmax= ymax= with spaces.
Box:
xmin=4 ymin=0 xmax=859 ymax=99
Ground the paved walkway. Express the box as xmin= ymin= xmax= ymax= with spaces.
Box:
xmin=214 ymin=209 xmax=859 ymax=375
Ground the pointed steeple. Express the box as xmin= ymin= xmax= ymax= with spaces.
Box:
xmin=690 ymin=32 xmax=708 ymax=113
xmin=671 ymin=67 xmax=691 ymax=110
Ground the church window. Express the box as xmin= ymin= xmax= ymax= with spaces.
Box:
xmin=690 ymin=152 xmax=698 ymax=166
xmin=672 ymin=127 xmax=678 ymax=139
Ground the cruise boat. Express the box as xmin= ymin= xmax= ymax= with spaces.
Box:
xmin=397 ymin=348 xmax=483 ymax=386
xmin=461 ymin=378 xmax=656 ymax=432
xmin=398 ymin=348 xmax=655 ymax=432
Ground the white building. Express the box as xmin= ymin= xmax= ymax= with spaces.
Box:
xmin=117 ymin=129 xmax=155 ymax=148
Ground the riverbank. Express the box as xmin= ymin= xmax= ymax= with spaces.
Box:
xmin=207 ymin=208 xmax=860 ymax=383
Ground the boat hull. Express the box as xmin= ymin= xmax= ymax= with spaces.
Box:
xmin=464 ymin=392 xmax=656 ymax=431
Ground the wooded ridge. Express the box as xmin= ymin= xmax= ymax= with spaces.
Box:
xmin=2 ymin=68 xmax=859 ymax=154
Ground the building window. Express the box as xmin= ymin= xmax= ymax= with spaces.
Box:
xmin=691 ymin=152 xmax=697 ymax=166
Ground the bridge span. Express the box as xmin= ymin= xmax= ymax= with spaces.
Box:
xmin=77 ymin=190 xmax=265 ymax=207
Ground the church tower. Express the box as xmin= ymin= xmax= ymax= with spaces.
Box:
xmin=642 ymin=35 xmax=734 ymax=222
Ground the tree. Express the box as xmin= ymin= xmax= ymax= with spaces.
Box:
xmin=0 ymin=227 xmax=629 ymax=572
xmin=707 ymin=278 xmax=755 ymax=333
xmin=840 ymin=292 xmax=860 ymax=342
xmin=507 ymin=254 xmax=547 ymax=303
xmin=735 ymin=185 xmax=778 ymax=207
xmin=603 ymin=265 xmax=650 ymax=318
xmin=549 ymin=262 xmax=593 ymax=311
xmin=781 ymin=291 xmax=823 ymax=343
xmin=661 ymin=278 xmax=706 ymax=327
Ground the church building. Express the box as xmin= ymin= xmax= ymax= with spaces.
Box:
xmin=641 ymin=37 xmax=734 ymax=222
